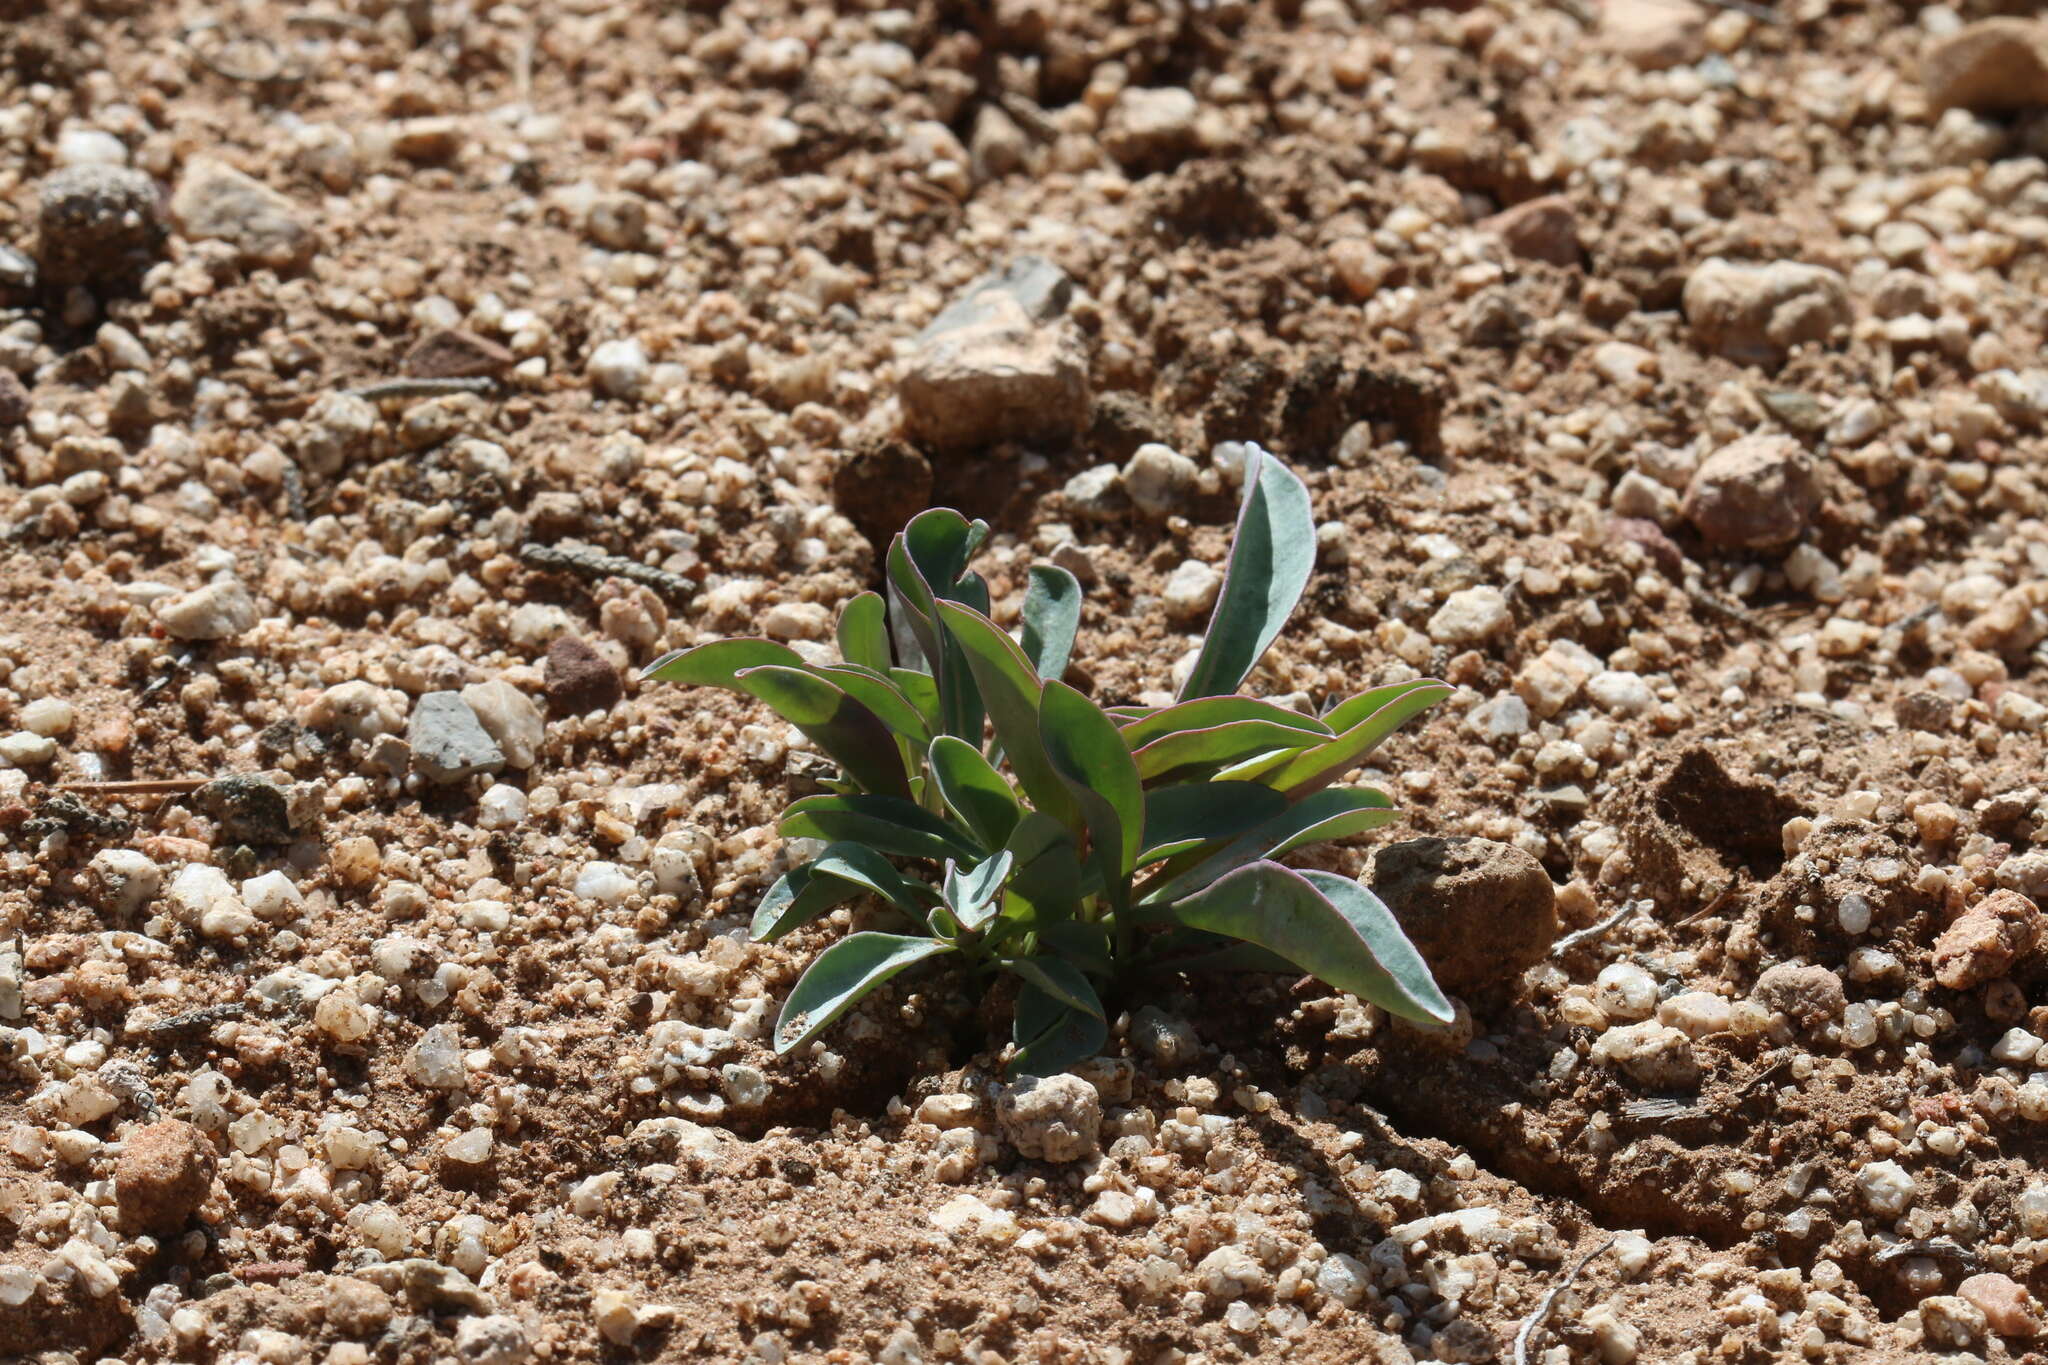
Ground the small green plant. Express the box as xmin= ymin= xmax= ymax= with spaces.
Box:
xmin=645 ymin=447 xmax=1453 ymax=1074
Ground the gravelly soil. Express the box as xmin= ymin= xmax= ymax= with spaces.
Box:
xmin=6 ymin=0 xmax=2048 ymax=1361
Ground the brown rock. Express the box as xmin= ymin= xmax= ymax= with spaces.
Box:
xmin=0 ymin=1240 xmax=130 ymax=1356
xmin=1750 ymin=962 xmax=1845 ymax=1029
xmin=1894 ymin=691 xmax=1955 ymax=734
xmin=1599 ymin=0 xmax=1707 ymax=70
xmin=1681 ymin=435 xmax=1817 ymax=551
xmin=899 ymin=257 xmax=1090 ymax=452
xmin=324 ymin=1275 xmax=395 ymax=1337
xmin=1368 ymin=837 xmax=1557 ymax=1000
xmin=404 ymin=328 xmax=514 ymax=381
xmin=1922 ymin=20 xmax=2048 ymax=113
xmin=1682 ymin=258 xmax=1852 ymax=367
xmin=1482 ymin=195 xmax=1581 ymax=268
xmin=543 ymin=635 xmax=623 ymax=716
xmin=1959 ymin=1272 xmax=2040 ymax=1338
xmin=1933 ymin=890 xmax=2043 ymax=991
xmin=114 ymin=1119 xmax=216 ymax=1235
xmin=0 ymin=369 xmax=26 ymax=429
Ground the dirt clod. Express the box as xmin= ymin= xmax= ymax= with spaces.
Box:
xmin=114 ymin=1119 xmax=216 ymax=1236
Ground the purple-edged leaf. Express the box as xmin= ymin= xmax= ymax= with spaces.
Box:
xmin=1258 ymin=680 xmax=1452 ymax=797
xmin=1152 ymin=861 xmax=1451 ymax=1024
xmin=734 ymin=665 xmax=912 ymax=800
xmin=934 ymin=601 xmax=1080 ymax=831
xmin=1138 ymin=782 xmax=1291 ymax=865
xmin=1177 ymin=447 xmax=1316 ymax=701
xmin=1019 ymin=564 xmax=1083 ymax=682
xmin=944 ymin=849 xmax=1013 ymax=931
xmin=1119 ymin=696 xmax=1331 ymax=747
xmin=813 ymin=664 xmax=932 ymax=746
xmin=1132 ymin=718 xmax=1332 ymax=782
xmin=780 ymin=794 xmax=983 ymax=863
xmin=928 ymin=735 xmax=1023 ymax=850
xmin=1004 ymin=954 xmax=1103 ymax=1019
xmin=1138 ymin=786 xmax=1399 ymax=905
xmin=1039 ymin=680 xmax=1144 ymax=901
xmin=642 ymin=638 xmax=802 ymax=686
xmin=774 ymin=933 xmax=955 ymax=1054
xmin=837 ymin=591 xmax=892 ymax=672
xmin=887 ymin=510 xmax=990 ymax=740
xmin=1009 ymin=977 xmax=1108 ymax=1075
xmin=752 ymin=842 xmax=929 ymax=941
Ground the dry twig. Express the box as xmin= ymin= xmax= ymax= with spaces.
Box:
xmin=1513 ymin=1236 xmax=1617 ymax=1365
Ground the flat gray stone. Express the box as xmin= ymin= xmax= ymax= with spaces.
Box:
xmin=408 ymin=692 xmax=504 ymax=785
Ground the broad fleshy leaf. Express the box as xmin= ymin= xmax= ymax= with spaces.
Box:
xmin=643 ymin=638 xmax=802 ymax=686
xmin=837 ymin=591 xmax=892 ymax=672
xmin=1177 ymin=447 xmax=1316 ymax=701
xmin=1138 ymin=785 xmax=1400 ymax=904
xmin=780 ymin=794 xmax=983 ymax=863
xmin=1257 ymin=680 xmax=1452 ymax=797
xmin=1151 ymin=861 xmax=1452 ymax=1024
xmin=1118 ymin=696 xmax=1331 ymax=748
xmin=944 ymin=849 xmax=1013 ymax=931
xmin=1039 ymin=680 xmax=1144 ymax=900
xmin=1138 ymin=781 xmax=1291 ymax=865
xmin=935 ymin=601 xmax=1080 ymax=830
xmin=814 ymin=664 xmax=932 ymax=747
xmin=1131 ymin=717 xmax=1333 ymax=782
xmin=1019 ymin=564 xmax=1083 ymax=683
xmin=887 ymin=510 xmax=991 ymax=740
xmin=928 ymin=735 xmax=1022 ymax=849
xmin=1010 ymin=979 xmax=1109 ymax=1075
xmin=734 ymin=665 xmax=911 ymax=800
xmin=774 ymin=933 xmax=955 ymax=1054
xmin=998 ymin=811 xmax=1086 ymax=930
xmin=1004 ymin=954 xmax=1103 ymax=1019
xmin=752 ymin=842 xmax=930 ymax=942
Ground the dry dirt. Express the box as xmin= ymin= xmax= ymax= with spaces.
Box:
xmin=5 ymin=0 xmax=2048 ymax=1362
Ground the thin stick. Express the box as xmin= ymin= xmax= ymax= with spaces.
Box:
xmin=1551 ymin=903 xmax=1634 ymax=956
xmin=346 ymin=376 xmax=498 ymax=401
xmin=55 ymin=779 xmax=209 ymax=796
xmin=1513 ymin=1236 xmax=1616 ymax=1365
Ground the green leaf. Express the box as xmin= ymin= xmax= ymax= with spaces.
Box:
xmin=1316 ymin=677 xmax=1451 ymax=733
xmin=890 ymin=669 xmax=943 ymax=732
xmin=1257 ymin=681 xmax=1452 ymax=797
xmin=928 ymin=735 xmax=1022 ymax=849
xmin=1132 ymin=717 xmax=1334 ymax=782
xmin=887 ymin=511 xmax=991 ymax=741
xmin=837 ymin=591 xmax=892 ymax=672
xmin=1010 ymin=979 xmax=1109 ymax=1075
xmin=1139 ymin=928 xmax=1300 ymax=975
xmin=998 ymin=812 xmax=1087 ymax=930
xmin=734 ymin=665 xmax=912 ymax=800
xmin=934 ymin=601 xmax=1080 ymax=830
xmin=813 ymin=664 xmax=932 ymax=747
xmin=1037 ymin=919 xmax=1114 ymax=975
xmin=642 ymin=638 xmax=803 ymax=687
xmin=944 ymin=850 xmax=1013 ymax=931
xmin=1139 ymin=786 xmax=1400 ymax=905
xmin=1138 ymin=782 xmax=1291 ymax=865
xmin=751 ymin=843 xmax=929 ymax=942
xmin=1004 ymin=955 xmax=1104 ymax=1018
xmin=1177 ymin=447 xmax=1316 ymax=701
xmin=774 ymin=933 xmax=956 ymax=1054
xmin=780 ymin=794 xmax=984 ymax=863
xmin=1039 ymin=680 xmax=1144 ymax=902
xmin=1153 ymin=861 xmax=1451 ymax=1024
xmin=1019 ymin=565 xmax=1083 ymax=683
xmin=1119 ymin=696 xmax=1331 ymax=748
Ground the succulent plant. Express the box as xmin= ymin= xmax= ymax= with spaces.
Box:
xmin=646 ymin=447 xmax=1452 ymax=1074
